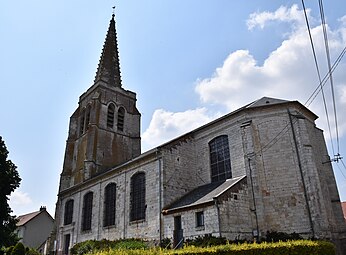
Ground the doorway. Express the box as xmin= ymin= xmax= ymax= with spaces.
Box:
xmin=173 ymin=216 xmax=183 ymax=248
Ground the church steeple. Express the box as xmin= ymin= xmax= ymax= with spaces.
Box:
xmin=94 ymin=14 xmax=122 ymax=87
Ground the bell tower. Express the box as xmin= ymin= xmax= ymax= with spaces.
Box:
xmin=58 ymin=14 xmax=141 ymax=191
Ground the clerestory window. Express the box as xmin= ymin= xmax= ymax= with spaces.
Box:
xmin=82 ymin=192 xmax=93 ymax=231
xmin=209 ymin=135 xmax=232 ymax=182
xmin=130 ymin=172 xmax=145 ymax=221
xmin=64 ymin=199 xmax=74 ymax=225
xmin=107 ymin=103 xmax=115 ymax=128
xmin=103 ymin=183 xmax=116 ymax=227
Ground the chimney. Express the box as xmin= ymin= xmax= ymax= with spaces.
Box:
xmin=40 ymin=206 xmax=46 ymax=212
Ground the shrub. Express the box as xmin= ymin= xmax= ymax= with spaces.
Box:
xmin=262 ymin=230 xmax=303 ymax=242
xmin=71 ymin=239 xmax=148 ymax=255
xmin=160 ymin=238 xmax=172 ymax=249
xmin=11 ymin=243 xmax=25 ymax=255
xmin=185 ymin=234 xmax=227 ymax=247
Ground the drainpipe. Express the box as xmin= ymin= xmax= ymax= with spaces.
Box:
xmin=123 ymin=172 xmax=127 ymax=239
xmin=157 ymin=149 xmax=163 ymax=244
xmin=287 ymin=109 xmax=315 ymax=238
xmin=248 ymin=157 xmax=259 ymax=242
xmin=213 ymin=198 xmax=222 ymax=237
xmin=97 ymin=182 xmax=102 ymax=240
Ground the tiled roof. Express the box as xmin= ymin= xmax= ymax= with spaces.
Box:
xmin=17 ymin=211 xmax=41 ymax=226
xmin=341 ymin=202 xmax=346 ymax=221
xmin=164 ymin=175 xmax=246 ymax=212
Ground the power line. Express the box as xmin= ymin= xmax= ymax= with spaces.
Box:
xmin=318 ymin=0 xmax=340 ymax=154
xmin=301 ymin=0 xmax=335 ymax=156
xmin=305 ymin=45 xmax=346 ymax=107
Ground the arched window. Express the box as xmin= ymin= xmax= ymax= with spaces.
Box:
xmin=209 ymin=135 xmax=232 ymax=182
xmin=82 ymin=192 xmax=93 ymax=231
xmin=85 ymin=105 xmax=91 ymax=131
xmin=103 ymin=183 xmax=116 ymax=227
xmin=79 ymin=109 xmax=85 ymax=135
xmin=107 ymin=103 xmax=115 ymax=128
xmin=130 ymin=172 xmax=145 ymax=221
xmin=64 ymin=199 xmax=74 ymax=225
xmin=117 ymin=107 xmax=125 ymax=131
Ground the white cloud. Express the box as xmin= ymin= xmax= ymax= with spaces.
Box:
xmin=9 ymin=190 xmax=32 ymax=205
xmin=195 ymin=5 xmax=346 ymax=140
xmin=142 ymin=108 xmax=218 ymax=150
xmin=247 ymin=4 xmax=307 ymax=30
xmin=143 ymin=5 xmax=346 ymax=153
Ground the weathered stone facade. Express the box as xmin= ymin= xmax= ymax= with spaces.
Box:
xmin=54 ymin=14 xmax=346 ymax=255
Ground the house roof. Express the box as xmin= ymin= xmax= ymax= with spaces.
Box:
xmin=17 ymin=208 xmax=53 ymax=226
xmin=163 ymin=175 xmax=246 ymax=213
xmin=341 ymin=202 xmax=346 ymax=221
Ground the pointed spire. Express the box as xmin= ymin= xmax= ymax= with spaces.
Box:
xmin=94 ymin=13 xmax=122 ymax=87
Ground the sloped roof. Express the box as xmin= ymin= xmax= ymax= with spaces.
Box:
xmin=17 ymin=211 xmax=41 ymax=226
xmin=163 ymin=175 xmax=246 ymax=213
xmin=246 ymin=97 xmax=289 ymax=108
xmin=341 ymin=202 xmax=346 ymax=221
xmin=17 ymin=209 xmax=53 ymax=226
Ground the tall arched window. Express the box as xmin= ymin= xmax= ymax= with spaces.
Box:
xmin=130 ymin=172 xmax=145 ymax=221
xmin=64 ymin=199 xmax=74 ymax=225
xmin=79 ymin=109 xmax=85 ymax=135
xmin=85 ymin=105 xmax=91 ymax=131
xmin=209 ymin=135 xmax=232 ymax=182
xmin=103 ymin=183 xmax=116 ymax=227
xmin=107 ymin=103 xmax=115 ymax=128
xmin=82 ymin=192 xmax=93 ymax=231
xmin=117 ymin=107 xmax=125 ymax=131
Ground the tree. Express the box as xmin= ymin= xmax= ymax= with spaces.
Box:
xmin=0 ymin=136 xmax=21 ymax=247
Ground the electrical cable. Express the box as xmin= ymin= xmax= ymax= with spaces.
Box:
xmin=319 ymin=0 xmax=340 ymax=154
xmin=301 ymin=0 xmax=335 ymax=156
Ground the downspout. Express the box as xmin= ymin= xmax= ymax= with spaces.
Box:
xmin=248 ymin=157 xmax=259 ymax=242
xmin=157 ymin=149 xmax=163 ymax=244
xmin=123 ymin=172 xmax=127 ymax=239
xmin=76 ymin=191 xmax=81 ymax=243
xmin=97 ymin=182 xmax=102 ymax=239
xmin=213 ymin=198 xmax=222 ymax=237
xmin=287 ymin=109 xmax=315 ymax=238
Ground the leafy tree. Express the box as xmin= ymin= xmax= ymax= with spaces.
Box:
xmin=0 ymin=136 xmax=21 ymax=247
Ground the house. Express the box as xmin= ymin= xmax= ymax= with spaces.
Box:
xmin=53 ymin=13 xmax=346 ymax=255
xmin=16 ymin=207 xmax=54 ymax=253
xmin=342 ymin=202 xmax=346 ymax=222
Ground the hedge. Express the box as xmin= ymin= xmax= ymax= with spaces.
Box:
xmin=89 ymin=240 xmax=335 ymax=255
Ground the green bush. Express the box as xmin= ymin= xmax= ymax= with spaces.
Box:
xmin=262 ymin=231 xmax=303 ymax=242
xmin=71 ymin=239 xmax=149 ymax=255
xmin=160 ymin=238 xmax=172 ymax=249
xmin=86 ymin=240 xmax=335 ymax=255
xmin=11 ymin=243 xmax=25 ymax=255
xmin=4 ymin=246 xmax=14 ymax=255
xmin=185 ymin=234 xmax=227 ymax=247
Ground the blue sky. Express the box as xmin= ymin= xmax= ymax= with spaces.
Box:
xmin=1 ymin=1 xmax=345 ymax=217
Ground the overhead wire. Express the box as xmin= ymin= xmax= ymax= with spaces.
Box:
xmin=318 ymin=0 xmax=340 ymax=155
xmin=301 ymin=0 xmax=335 ymax=156
xmin=249 ymin=1 xmax=345 ymax=162
xmin=338 ymin=159 xmax=346 ymax=180
xmin=305 ymin=45 xmax=346 ymax=107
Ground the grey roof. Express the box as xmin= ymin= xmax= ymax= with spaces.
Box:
xmin=246 ymin=97 xmax=289 ymax=108
xmin=164 ymin=175 xmax=246 ymax=212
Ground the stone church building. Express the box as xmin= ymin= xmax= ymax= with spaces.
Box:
xmin=54 ymin=14 xmax=346 ymax=254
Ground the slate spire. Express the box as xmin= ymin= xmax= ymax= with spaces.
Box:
xmin=94 ymin=14 xmax=122 ymax=87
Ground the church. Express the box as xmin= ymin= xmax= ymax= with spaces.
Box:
xmin=54 ymin=14 xmax=346 ymax=254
